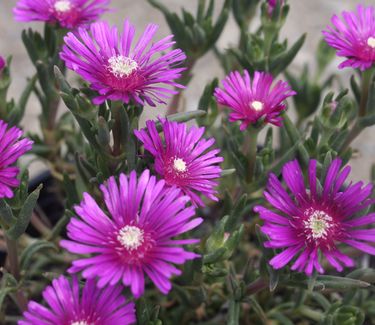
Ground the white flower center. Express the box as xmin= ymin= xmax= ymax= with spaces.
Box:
xmin=71 ymin=322 xmax=90 ymax=325
xmin=54 ymin=0 xmax=72 ymax=12
xmin=250 ymin=100 xmax=264 ymax=111
xmin=303 ymin=210 xmax=332 ymax=240
xmin=108 ymin=55 xmax=138 ymax=78
xmin=367 ymin=37 xmax=375 ymax=49
xmin=117 ymin=225 xmax=144 ymax=250
xmin=173 ymin=158 xmax=187 ymax=172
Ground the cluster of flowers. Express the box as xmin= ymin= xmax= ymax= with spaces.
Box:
xmin=0 ymin=0 xmax=372 ymax=324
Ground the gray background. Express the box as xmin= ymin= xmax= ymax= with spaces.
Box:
xmin=0 ymin=0 xmax=374 ymax=180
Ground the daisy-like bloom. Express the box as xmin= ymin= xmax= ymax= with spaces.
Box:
xmin=322 ymin=5 xmax=375 ymax=71
xmin=254 ymin=158 xmax=375 ymax=275
xmin=214 ymin=70 xmax=296 ymax=130
xmin=60 ymin=19 xmax=186 ymax=105
xmin=13 ymin=0 xmax=109 ymax=29
xmin=60 ymin=170 xmax=202 ymax=297
xmin=19 ymin=275 xmax=135 ymax=325
xmin=134 ymin=119 xmax=223 ymax=207
xmin=0 ymin=120 xmax=33 ymax=198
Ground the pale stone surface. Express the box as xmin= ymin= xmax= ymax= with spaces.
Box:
xmin=0 ymin=0 xmax=373 ymax=179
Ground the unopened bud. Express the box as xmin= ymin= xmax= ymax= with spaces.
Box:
xmin=267 ymin=0 xmax=284 ymax=16
xmin=0 ymin=56 xmax=5 ymax=73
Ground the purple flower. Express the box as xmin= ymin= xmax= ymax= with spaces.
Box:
xmin=19 ymin=275 xmax=135 ymax=325
xmin=134 ymin=119 xmax=223 ymax=207
xmin=13 ymin=0 xmax=109 ymax=29
xmin=254 ymin=158 xmax=375 ymax=276
xmin=60 ymin=170 xmax=202 ymax=297
xmin=323 ymin=5 xmax=375 ymax=71
xmin=214 ymin=70 xmax=296 ymax=131
xmin=60 ymin=19 xmax=186 ymax=105
xmin=0 ymin=120 xmax=33 ymax=198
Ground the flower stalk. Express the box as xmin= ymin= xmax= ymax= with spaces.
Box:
xmin=358 ymin=69 xmax=372 ymax=117
xmin=111 ymin=102 xmax=123 ymax=157
xmin=244 ymin=126 xmax=259 ymax=183
xmin=5 ymin=235 xmax=28 ymax=311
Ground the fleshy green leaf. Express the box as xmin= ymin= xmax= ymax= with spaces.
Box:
xmin=20 ymin=240 xmax=57 ymax=271
xmin=6 ymin=185 xmax=42 ymax=240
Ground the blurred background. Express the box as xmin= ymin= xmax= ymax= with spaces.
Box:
xmin=0 ymin=0 xmax=374 ymax=179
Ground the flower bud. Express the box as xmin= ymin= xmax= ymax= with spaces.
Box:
xmin=0 ymin=56 xmax=6 ymax=73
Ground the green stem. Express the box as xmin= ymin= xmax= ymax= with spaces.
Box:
xmin=112 ymin=103 xmax=122 ymax=157
xmin=47 ymin=212 xmax=71 ymax=241
xmin=228 ymin=299 xmax=240 ymax=325
xmin=5 ymin=236 xmax=28 ymax=311
xmin=30 ymin=212 xmax=51 ymax=237
xmin=263 ymin=26 xmax=277 ymax=72
xmin=46 ymin=27 xmax=66 ymax=131
xmin=238 ymin=29 xmax=247 ymax=51
xmin=244 ymin=127 xmax=259 ymax=183
xmin=5 ymin=237 xmax=20 ymax=282
xmin=294 ymin=289 xmax=307 ymax=308
xmin=238 ymin=13 xmax=254 ymax=50
xmin=358 ymin=69 xmax=372 ymax=117
xmin=44 ymin=65 xmax=66 ymax=134
xmin=339 ymin=122 xmax=362 ymax=154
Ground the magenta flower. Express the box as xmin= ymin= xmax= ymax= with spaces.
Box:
xmin=214 ymin=70 xmax=296 ymax=131
xmin=13 ymin=0 xmax=109 ymax=29
xmin=0 ymin=120 xmax=33 ymax=198
xmin=134 ymin=119 xmax=223 ymax=207
xmin=60 ymin=19 xmax=186 ymax=105
xmin=323 ymin=5 xmax=375 ymax=71
xmin=254 ymin=158 xmax=375 ymax=276
xmin=19 ymin=275 xmax=135 ymax=325
xmin=60 ymin=170 xmax=202 ymax=297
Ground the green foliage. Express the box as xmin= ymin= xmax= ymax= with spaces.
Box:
xmin=6 ymin=185 xmax=42 ymax=240
xmin=148 ymin=0 xmax=232 ymax=60
xmin=232 ymin=0 xmax=261 ymax=28
xmin=0 ymin=57 xmax=36 ymax=125
xmin=285 ymin=38 xmax=336 ymax=123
